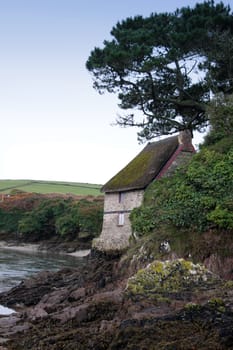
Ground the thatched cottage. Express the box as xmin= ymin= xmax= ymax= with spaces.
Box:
xmin=93 ymin=130 xmax=195 ymax=253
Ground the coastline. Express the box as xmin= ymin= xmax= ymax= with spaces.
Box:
xmin=0 ymin=241 xmax=90 ymax=257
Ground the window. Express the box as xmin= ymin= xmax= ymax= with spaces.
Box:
xmin=119 ymin=192 xmax=125 ymax=203
xmin=118 ymin=213 xmax=124 ymax=226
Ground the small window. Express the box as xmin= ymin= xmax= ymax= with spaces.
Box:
xmin=119 ymin=192 xmax=125 ymax=203
xmin=118 ymin=213 xmax=125 ymax=226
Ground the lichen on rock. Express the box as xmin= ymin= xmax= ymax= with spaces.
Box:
xmin=125 ymin=258 xmax=220 ymax=297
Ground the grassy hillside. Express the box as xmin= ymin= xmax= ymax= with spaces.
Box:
xmin=0 ymin=180 xmax=102 ymax=196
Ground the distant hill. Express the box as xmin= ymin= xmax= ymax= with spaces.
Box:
xmin=0 ymin=179 xmax=102 ymax=196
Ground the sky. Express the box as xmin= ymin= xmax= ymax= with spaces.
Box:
xmin=0 ymin=0 xmax=231 ymax=185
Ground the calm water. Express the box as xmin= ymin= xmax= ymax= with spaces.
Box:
xmin=0 ymin=248 xmax=84 ymax=293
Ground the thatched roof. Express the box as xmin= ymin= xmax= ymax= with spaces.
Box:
xmin=102 ymin=134 xmax=193 ymax=193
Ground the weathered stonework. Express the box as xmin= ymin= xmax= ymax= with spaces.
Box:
xmin=102 ymin=190 xmax=144 ymax=212
xmin=94 ymin=131 xmax=195 ymax=254
xmin=92 ymin=190 xmax=144 ymax=253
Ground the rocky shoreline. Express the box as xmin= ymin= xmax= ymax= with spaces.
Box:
xmin=0 ymin=250 xmax=233 ymax=349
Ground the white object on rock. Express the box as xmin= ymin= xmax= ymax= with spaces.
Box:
xmin=159 ymin=240 xmax=171 ymax=253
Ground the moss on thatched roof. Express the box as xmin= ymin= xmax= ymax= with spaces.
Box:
xmin=102 ymin=135 xmax=180 ymax=193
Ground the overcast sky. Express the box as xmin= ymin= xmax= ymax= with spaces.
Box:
xmin=0 ymin=0 xmax=231 ymax=184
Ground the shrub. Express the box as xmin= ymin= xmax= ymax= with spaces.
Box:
xmin=55 ymin=213 xmax=79 ymax=237
xmin=207 ymin=203 xmax=233 ymax=229
xmin=131 ymin=141 xmax=233 ymax=234
xmin=18 ymin=197 xmax=103 ymax=240
xmin=0 ymin=194 xmax=104 ymax=242
xmin=18 ymin=198 xmax=65 ymax=239
xmin=203 ymin=93 xmax=233 ymax=146
xmin=0 ymin=208 xmax=23 ymax=234
xmin=76 ymin=199 xmax=103 ymax=237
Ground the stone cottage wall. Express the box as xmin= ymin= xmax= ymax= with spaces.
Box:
xmin=93 ymin=145 xmax=195 ymax=254
xmin=92 ymin=190 xmax=144 ymax=253
xmin=103 ymin=191 xmax=144 ymax=212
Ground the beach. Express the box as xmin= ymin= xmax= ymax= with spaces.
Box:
xmin=0 ymin=241 xmax=90 ymax=257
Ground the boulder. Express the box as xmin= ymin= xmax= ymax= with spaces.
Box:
xmin=126 ymin=259 xmax=221 ymax=298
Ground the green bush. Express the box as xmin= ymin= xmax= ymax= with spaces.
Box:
xmin=18 ymin=198 xmax=103 ymax=240
xmin=131 ymin=141 xmax=233 ymax=234
xmin=207 ymin=203 xmax=233 ymax=229
xmin=54 ymin=199 xmax=103 ymax=238
xmin=55 ymin=213 xmax=79 ymax=237
xmin=0 ymin=208 xmax=23 ymax=234
xmin=75 ymin=199 xmax=103 ymax=237
xmin=18 ymin=198 xmax=66 ymax=239
xmin=203 ymin=94 xmax=233 ymax=146
xmin=130 ymin=206 xmax=156 ymax=236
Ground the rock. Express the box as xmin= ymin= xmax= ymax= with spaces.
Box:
xmin=0 ymin=314 xmax=29 ymax=338
xmin=0 ymin=315 xmax=19 ymax=330
xmin=69 ymin=287 xmax=86 ymax=301
xmin=52 ymin=303 xmax=89 ymax=324
xmin=1 ymin=255 xmax=233 ymax=350
xmin=91 ymin=289 xmax=123 ymax=304
xmin=204 ymin=254 xmax=233 ymax=280
xmin=125 ymin=259 xmax=221 ymax=298
xmin=39 ymin=287 xmax=70 ymax=308
xmin=66 ymin=247 xmax=76 ymax=253
xmin=26 ymin=305 xmax=48 ymax=321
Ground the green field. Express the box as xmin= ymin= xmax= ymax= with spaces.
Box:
xmin=0 ymin=180 xmax=102 ymax=196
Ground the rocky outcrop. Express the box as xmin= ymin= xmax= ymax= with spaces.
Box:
xmin=1 ymin=255 xmax=233 ymax=349
xmin=126 ymin=259 xmax=220 ymax=297
xmin=204 ymin=254 xmax=233 ymax=280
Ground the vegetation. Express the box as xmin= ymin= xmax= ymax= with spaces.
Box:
xmin=0 ymin=208 xmax=23 ymax=234
xmin=0 ymin=195 xmax=103 ymax=243
xmin=126 ymin=259 xmax=218 ymax=298
xmin=18 ymin=197 xmax=103 ymax=241
xmin=0 ymin=179 xmax=102 ymax=196
xmin=131 ymin=142 xmax=233 ymax=233
xmin=130 ymin=94 xmax=233 ymax=260
xmin=87 ymin=1 xmax=233 ymax=142
xmin=203 ymin=93 xmax=233 ymax=146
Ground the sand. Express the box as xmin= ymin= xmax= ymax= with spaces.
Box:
xmin=0 ymin=241 xmax=90 ymax=257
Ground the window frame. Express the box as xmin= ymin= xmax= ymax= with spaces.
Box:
xmin=119 ymin=192 xmax=125 ymax=203
xmin=118 ymin=213 xmax=125 ymax=226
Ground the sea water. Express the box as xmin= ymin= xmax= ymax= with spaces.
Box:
xmin=0 ymin=248 xmax=84 ymax=315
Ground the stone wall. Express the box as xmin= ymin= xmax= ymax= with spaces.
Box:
xmin=93 ymin=147 xmax=195 ymax=254
xmin=103 ymin=191 xmax=144 ymax=212
xmin=92 ymin=190 xmax=144 ymax=253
